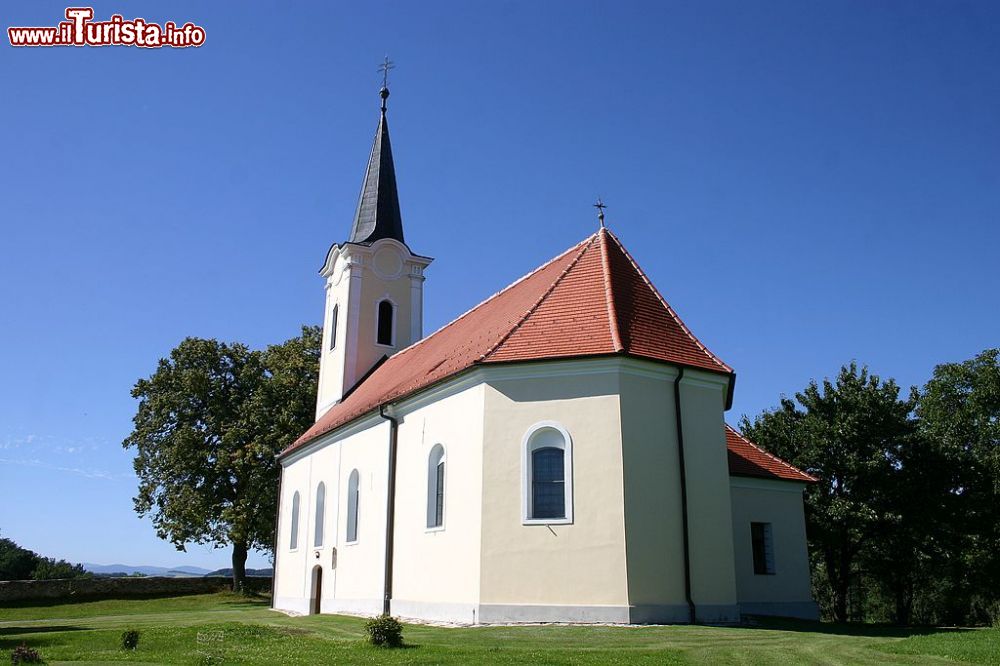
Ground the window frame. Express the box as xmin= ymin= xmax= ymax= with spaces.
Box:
xmin=426 ymin=444 xmax=446 ymax=531
xmin=375 ymin=298 xmax=396 ymax=347
xmin=346 ymin=469 xmax=360 ymax=545
xmin=521 ymin=421 xmax=574 ymax=525
xmin=313 ymin=482 xmax=326 ymax=548
xmin=289 ymin=491 xmax=300 ymax=551
xmin=328 ymin=304 xmax=339 ymax=351
xmin=751 ymin=521 xmax=776 ymax=575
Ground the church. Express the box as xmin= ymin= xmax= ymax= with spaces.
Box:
xmin=272 ymin=79 xmax=819 ymax=624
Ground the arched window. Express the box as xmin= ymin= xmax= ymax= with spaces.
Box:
xmin=289 ymin=491 xmax=300 ymax=550
xmin=314 ymin=482 xmax=326 ymax=547
xmin=328 ymin=305 xmax=338 ymax=351
xmin=346 ymin=469 xmax=360 ymax=543
xmin=426 ymin=445 xmax=446 ymax=529
xmin=522 ymin=423 xmax=573 ymax=524
xmin=376 ymin=299 xmax=394 ymax=346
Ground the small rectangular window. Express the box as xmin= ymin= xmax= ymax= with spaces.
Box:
xmin=751 ymin=522 xmax=775 ymax=575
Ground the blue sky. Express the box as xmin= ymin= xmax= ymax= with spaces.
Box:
xmin=1 ymin=1 xmax=997 ymax=570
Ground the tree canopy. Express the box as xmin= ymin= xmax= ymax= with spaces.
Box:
xmin=742 ymin=350 xmax=1000 ymax=625
xmin=123 ymin=326 xmax=320 ymax=590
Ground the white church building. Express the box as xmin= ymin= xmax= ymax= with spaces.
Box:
xmin=272 ymin=82 xmax=819 ymax=624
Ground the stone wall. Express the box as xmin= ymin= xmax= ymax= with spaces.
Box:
xmin=0 ymin=576 xmax=271 ymax=604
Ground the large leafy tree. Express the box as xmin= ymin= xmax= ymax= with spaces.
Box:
xmin=917 ymin=348 xmax=1000 ymax=623
xmin=124 ymin=326 xmax=320 ymax=591
xmin=740 ymin=363 xmax=919 ymax=622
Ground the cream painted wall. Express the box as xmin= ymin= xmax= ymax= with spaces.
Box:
xmin=618 ymin=366 xmax=688 ymax=612
xmin=677 ymin=371 xmax=739 ymax=619
xmin=480 ymin=366 xmax=629 ymax=608
xmin=277 ymin=357 xmax=814 ymax=624
xmin=730 ymin=477 xmax=816 ymax=617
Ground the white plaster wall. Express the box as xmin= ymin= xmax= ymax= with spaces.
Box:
xmin=316 ymin=240 xmax=429 ymax=417
xmin=730 ymin=477 xmax=818 ymax=619
xmin=273 ymin=417 xmax=389 ymax=616
xmin=390 ymin=383 xmax=486 ymax=623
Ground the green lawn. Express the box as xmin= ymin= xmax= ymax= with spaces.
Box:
xmin=1 ymin=593 xmax=996 ymax=665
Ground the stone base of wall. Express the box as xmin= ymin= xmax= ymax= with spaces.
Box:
xmin=0 ymin=576 xmax=272 ymax=604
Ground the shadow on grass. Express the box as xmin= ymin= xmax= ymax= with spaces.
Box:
xmin=0 ymin=625 xmax=87 ymax=636
xmin=745 ymin=617 xmax=974 ymax=639
xmin=0 ymin=625 xmax=87 ymax=651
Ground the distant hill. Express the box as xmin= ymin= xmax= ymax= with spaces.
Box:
xmin=205 ymin=568 xmax=273 ymax=578
xmin=82 ymin=563 xmax=213 ymax=577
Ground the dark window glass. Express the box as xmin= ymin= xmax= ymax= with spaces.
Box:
xmin=329 ymin=305 xmax=338 ymax=350
xmin=751 ymin=522 xmax=774 ymax=574
xmin=531 ymin=447 xmax=565 ymax=519
xmin=377 ymin=300 xmax=393 ymax=345
xmin=434 ymin=461 xmax=445 ymax=527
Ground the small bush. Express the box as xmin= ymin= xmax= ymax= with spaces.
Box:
xmin=120 ymin=629 xmax=140 ymax=650
xmin=10 ymin=643 xmax=42 ymax=664
xmin=363 ymin=614 xmax=403 ymax=648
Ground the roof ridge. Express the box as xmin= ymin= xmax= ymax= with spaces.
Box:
xmin=604 ymin=229 xmax=732 ymax=373
xmin=598 ymin=229 xmax=625 ymax=352
xmin=725 ymin=424 xmax=817 ymax=482
xmin=479 ymin=233 xmax=598 ymax=362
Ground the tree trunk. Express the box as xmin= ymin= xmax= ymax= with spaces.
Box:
xmin=232 ymin=542 xmax=248 ymax=593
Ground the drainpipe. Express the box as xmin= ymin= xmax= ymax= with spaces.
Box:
xmin=673 ymin=367 xmax=696 ymax=624
xmin=379 ymin=404 xmax=400 ymax=616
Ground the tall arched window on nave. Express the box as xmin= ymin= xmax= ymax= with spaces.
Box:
xmin=314 ymin=482 xmax=326 ymax=547
xmin=289 ymin=491 xmax=300 ymax=550
xmin=426 ymin=444 xmax=445 ymax=529
xmin=346 ymin=470 xmax=360 ymax=543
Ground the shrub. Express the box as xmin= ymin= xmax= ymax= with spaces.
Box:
xmin=363 ymin=614 xmax=403 ymax=648
xmin=120 ymin=629 xmax=140 ymax=650
xmin=10 ymin=643 xmax=41 ymax=664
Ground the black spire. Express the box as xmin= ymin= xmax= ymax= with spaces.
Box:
xmin=347 ymin=60 xmax=404 ymax=245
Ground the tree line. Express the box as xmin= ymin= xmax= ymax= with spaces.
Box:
xmin=0 ymin=532 xmax=90 ymax=581
xmin=741 ymin=348 xmax=999 ymax=626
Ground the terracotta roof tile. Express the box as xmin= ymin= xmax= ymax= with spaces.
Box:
xmin=725 ymin=424 xmax=817 ymax=483
xmin=283 ymin=229 xmax=733 ymax=456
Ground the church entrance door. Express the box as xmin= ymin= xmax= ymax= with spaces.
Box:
xmin=311 ymin=566 xmax=323 ymax=615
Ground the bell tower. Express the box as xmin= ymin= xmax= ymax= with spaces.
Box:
xmin=315 ymin=69 xmax=432 ymax=419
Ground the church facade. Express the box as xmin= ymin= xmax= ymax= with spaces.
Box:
xmin=272 ymin=83 xmax=819 ymax=624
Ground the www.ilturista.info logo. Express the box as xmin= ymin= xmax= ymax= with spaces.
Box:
xmin=8 ymin=7 xmax=205 ymax=48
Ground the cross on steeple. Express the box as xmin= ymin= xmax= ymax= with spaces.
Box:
xmin=378 ymin=56 xmax=395 ymax=112
xmin=594 ymin=198 xmax=607 ymax=228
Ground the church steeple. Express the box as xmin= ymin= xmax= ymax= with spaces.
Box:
xmin=314 ymin=61 xmax=432 ymax=419
xmin=347 ymin=74 xmax=404 ymax=245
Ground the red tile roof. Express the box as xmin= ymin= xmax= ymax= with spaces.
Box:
xmin=725 ymin=425 xmax=817 ymax=483
xmin=283 ymin=229 xmax=733 ymax=457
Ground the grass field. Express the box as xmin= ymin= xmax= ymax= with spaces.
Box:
xmin=1 ymin=593 xmax=996 ymax=665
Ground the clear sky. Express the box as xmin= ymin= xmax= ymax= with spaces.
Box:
xmin=2 ymin=1 xmax=997 ymax=570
